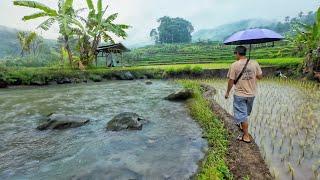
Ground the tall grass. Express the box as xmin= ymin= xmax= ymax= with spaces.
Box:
xmin=179 ymin=80 xmax=232 ymax=180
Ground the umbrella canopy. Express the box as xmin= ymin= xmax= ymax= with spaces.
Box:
xmin=224 ymin=28 xmax=284 ymax=45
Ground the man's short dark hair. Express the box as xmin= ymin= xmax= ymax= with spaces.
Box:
xmin=234 ymin=46 xmax=247 ymax=56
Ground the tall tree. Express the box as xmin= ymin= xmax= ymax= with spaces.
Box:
xmin=153 ymin=16 xmax=194 ymax=44
xmin=17 ymin=31 xmax=37 ymax=57
xmin=13 ymin=0 xmax=84 ymax=65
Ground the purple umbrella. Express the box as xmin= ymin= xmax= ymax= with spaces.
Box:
xmin=223 ymin=28 xmax=284 ymax=58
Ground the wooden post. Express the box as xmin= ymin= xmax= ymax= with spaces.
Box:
xmin=95 ymin=53 xmax=98 ymax=67
xmin=106 ymin=53 xmax=108 ymax=67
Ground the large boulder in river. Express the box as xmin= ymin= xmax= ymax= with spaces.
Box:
xmin=56 ymin=77 xmax=72 ymax=84
xmin=164 ymin=88 xmax=194 ymax=101
xmin=37 ymin=114 xmax=90 ymax=131
xmin=106 ymin=112 xmax=148 ymax=131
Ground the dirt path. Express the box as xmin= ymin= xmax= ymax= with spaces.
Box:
xmin=200 ymin=84 xmax=272 ymax=180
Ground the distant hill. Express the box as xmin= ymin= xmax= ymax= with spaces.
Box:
xmin=192 ymin=19 xmax=274 ymax=42
xmin=124 ymin=41 xmax=154 ymax=49
xmin=0 ymin=25 xmax=21 ymax=57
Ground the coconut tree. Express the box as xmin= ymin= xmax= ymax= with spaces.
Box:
xmin=17 ymin=31 xmax=37 ymax=57
xmin=79 ymin=0 xmax=129 ymax=66
xmin=13 ymin=0 xmax=84 ymax=65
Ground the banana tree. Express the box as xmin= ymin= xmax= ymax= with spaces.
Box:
xmin=17 ymin=31 xmax=37 ymax=57
xmin=291 ymin=7 xmax=320 ymax=74
xmin=80 ymin=0 xmax=130 ymax=66
xmin=13 ymin=0 xmax=84 ymax=65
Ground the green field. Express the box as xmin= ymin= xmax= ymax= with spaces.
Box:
xmin=123 ymin=42 xmax=297 ymax=66
xmin=137 ymin=57 xmax=302 ymax=70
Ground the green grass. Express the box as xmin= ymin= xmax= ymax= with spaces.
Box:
xmin=179 ymin=80 xmax=232 ymax=180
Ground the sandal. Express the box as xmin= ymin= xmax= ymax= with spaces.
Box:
xmin=237 ymin=134 xmax=251 ymax=143
xmin=236 ymin=123 xmax=243 ymax=131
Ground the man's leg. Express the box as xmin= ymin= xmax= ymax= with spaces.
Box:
xmin=234 ymin=95 xmax=252 ymax=142
xmin=233 ymin=95 xmax=249 ymax=141
xmin=241 ymin=121 xmax=250 ymax=142
xmin=243 ymin=97 xmax=255 ymax=142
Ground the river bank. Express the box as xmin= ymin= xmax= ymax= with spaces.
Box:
xmin=0 ymin=66 xmax=293 ymax=88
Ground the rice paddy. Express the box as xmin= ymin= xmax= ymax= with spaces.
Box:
xmin=206 ymin=78 xmax=320 ymax=180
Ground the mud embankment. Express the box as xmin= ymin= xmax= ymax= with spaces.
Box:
xmin=200 ymin=83 xmax=272 ymax=180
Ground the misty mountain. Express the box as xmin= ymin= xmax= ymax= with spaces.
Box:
xmin=192 ymin=19 xmax=275 ymax=42
xmin=0 ymin=25 xmax=21 ymax=57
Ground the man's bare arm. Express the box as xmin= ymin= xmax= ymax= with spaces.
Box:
xmin=225 ymin=79 xmax=234 ymax=99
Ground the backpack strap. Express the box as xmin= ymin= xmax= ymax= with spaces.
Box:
xmin=234 ymin=59 xmax=250 ymax=85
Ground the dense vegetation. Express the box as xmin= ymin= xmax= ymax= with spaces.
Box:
xmin=290 ymin=8 xmax=320 ymax=76
xmin=13 ymin=0 xmax=129 ymax=68
xmin=0 ymin=26 xmax=58 ymax=67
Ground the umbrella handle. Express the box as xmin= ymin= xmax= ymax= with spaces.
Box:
xmin=249 ymin=44 xmax=252 ymax=60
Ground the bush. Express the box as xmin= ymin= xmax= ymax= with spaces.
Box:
xmin=191 ymin=66 xmax=204 ymax=74
xmin=89 ymin=74 xmax=103 ymax=82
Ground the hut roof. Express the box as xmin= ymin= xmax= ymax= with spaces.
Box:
xmin=96 ymin=43 xmax=130 ymax=54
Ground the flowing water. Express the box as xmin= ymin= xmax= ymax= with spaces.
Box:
xmin=210 ymin=79 xmax=320 ymax=180
xmin=0 ymin=81 xmax=207 ymax=180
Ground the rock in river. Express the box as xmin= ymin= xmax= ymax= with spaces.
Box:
xmin=115 ymin=71 xmax=135 ymax=80
xmin=37 ymin=114 xmax=90 ymax=131
xmin=164 ymin=88 xmax=194 ymax=101
xmin=145 ymin=80 xmax=153 ymax=85
xmin=106 ymin=112 xmax=148 ymax=131
xmin=56 ymin=77 xmax=72 ymax=84
xmin=0 ymin=80 xmax=8 ymax=88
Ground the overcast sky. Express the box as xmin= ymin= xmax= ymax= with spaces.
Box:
xmin=0 ymin=0 xmax=318 ymax=44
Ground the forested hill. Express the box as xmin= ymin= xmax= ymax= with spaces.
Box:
xmin=192 ymin=19 xmax=274 ymax=42
xmin=193 ymin=11 xmax=316 ymax=42
xmin=0 ymin=25 xmax=20 ymax=57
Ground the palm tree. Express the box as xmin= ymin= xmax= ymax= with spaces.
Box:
xmin=17 ymin=31 xmax=37 ymax=57
xmin=13 ymin=0 xmax=84 ymax=65
xmin=80 ymin=0 xmax=130 ymax=65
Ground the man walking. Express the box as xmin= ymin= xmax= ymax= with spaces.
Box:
xmin=225 ymin=46 xmax=262 ymax=143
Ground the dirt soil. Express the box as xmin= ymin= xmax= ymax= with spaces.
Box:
xmin=200 ymin=83 xmax=273 ymax=180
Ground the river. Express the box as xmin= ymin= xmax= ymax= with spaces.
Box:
xmin=0 ymin=80 xmax=207 ymax=180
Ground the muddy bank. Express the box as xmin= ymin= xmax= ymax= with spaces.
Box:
xmin=200 ymin=83 xmax=272 ymax=180
xmin=167 ymin=67 xmax=293 ymax=79
xmin=0 ymin=67 xmax=289 ymax=88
